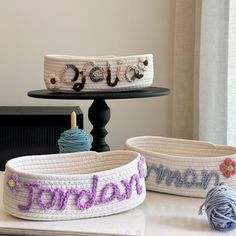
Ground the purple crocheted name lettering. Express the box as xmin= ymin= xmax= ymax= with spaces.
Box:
xmin=101 ymin=183 xmax=120 ymax=204
xmin=18 ymin=183 xmax=40 ymax=212
xmin=14 ymin=171 xmax=143 ymax=213
xmin=100 ymin=173 xmax=143 ymax=204
xmin=38 ymin=187 xmax=58 ymax=210
xmin=76 ymin=175 xmax=98 ymax=210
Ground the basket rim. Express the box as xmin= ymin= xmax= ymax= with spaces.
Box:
xmin=125 ymin=136 xmax=236 ymax=161
xmin=5 ymin=150 xmax=141 ymax=179
xmin=44 ymin=54 xmax=153 ymax=61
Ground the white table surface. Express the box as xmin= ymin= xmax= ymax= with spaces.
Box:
xmin=0 ymin=171 xmax=234 ymax=236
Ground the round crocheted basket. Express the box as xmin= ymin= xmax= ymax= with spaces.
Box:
xmin=125 ymin=136 xmax=236 ymax=198
xmin=44 ymin=54 xmax=153 ymax=92
xmin=3 ymin=150 xmax=146 ymax=221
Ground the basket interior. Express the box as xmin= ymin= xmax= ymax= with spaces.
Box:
xmin=127 ymin=136 xmax=236 ymax=158
xmin=6 ymin=151 xmax=136 ymax=175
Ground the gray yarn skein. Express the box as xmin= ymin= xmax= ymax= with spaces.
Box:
xmin=199 ymin=184 xmax=236 ymax=232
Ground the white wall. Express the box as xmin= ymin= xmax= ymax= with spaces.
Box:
xmin=0 ymin=0 xmax=174 ymax=150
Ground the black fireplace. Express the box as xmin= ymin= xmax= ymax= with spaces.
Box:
xmin=0 ymin=106 xmax=83 ymax=170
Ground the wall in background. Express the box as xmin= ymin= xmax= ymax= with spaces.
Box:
xmin=0 ymin=0 xmax=174 ymax=150
xmin=171 ymin=0 xmax=195 ymax=139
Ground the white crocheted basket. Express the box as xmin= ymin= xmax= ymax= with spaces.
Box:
xmin=44 ymin=54 xmax=153 ymax=92
xmin=3 ymin=150 xmax=146 ymax=221
xmin=125 ymin=136 xmax=236 ymax=198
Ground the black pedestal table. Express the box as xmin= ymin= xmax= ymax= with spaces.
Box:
xmin=28 ymin=87 xmax=170 ymax=152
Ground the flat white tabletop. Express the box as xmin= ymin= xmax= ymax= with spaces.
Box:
xmin=0 ymin=171 xmax=233 ymax=236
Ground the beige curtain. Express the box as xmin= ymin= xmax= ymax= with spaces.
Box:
xmin=226 ymin=0 xmax=236 ymax=146
xmin=172 ymin=0 xmax=236 ymax=146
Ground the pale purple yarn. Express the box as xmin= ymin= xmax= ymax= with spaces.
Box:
xmin=199 ymin=184 xmax=236 ymax=232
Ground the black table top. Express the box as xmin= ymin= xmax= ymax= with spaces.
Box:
xmin=28 ymin=87 xmax=170 ymax=100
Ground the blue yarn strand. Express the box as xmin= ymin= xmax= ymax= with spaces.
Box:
xmin=199 ymin=184 xmax=236 ymax=232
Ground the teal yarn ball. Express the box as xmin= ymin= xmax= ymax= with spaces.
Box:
xmin=58 ymin=127 xmax=91 ymax=153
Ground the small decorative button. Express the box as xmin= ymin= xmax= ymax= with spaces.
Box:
xmin=47 ymin=73 xmax=61 ymax=89
xmin=7 ymin=173 xmax=22 ymax=193
xmin=220 ymin=158 xmax=236 ymax=178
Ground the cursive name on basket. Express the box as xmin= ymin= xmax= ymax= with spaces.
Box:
xmin=16 ymin=174 xmax=143 ymax=213
xmin=146 ymin=163 xmax=220 ymax=189
xmin=46 ymin=57 xmax=149 ymax=92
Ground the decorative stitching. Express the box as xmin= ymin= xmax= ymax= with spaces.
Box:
xmin=200 ymin=170 xmax=220 ymax=189
xmin=18 ymin=182 xmax=40 ymax=212
xmin=73 ymin=76 xmax=86 ymax=91
xmin=57 ymin=188 xmax=79 ymax=211
xmin=72 ymin=61 xmax=94 ymax=92
xmin=125 ymin=65 xmax=144 ymax=82
xmin=38 ymin=187 xmax=58 ymax=210
xmin=138 ymin=57 xmax=148 ymax=70
xmin=101 ymin=183 xmax=121 ymax=204
xmin=116 ymin=60 xmax=126 ymax=81
xmin=89 ymin=67 xmax=105 ymax=82
xmin=46 ymin=73 xmax=61 ymax=89
xmin=66 ymin=64 xmax=79 ymax=82
xmin=46 ymin=57 xmax=148 ymax=92
xmin=76 ymin=175 xmax=98 ymax=210
xmin=6 ymin=173 xmax=22 ymax=194
xmin=64 ymin=64 xmax=85 ymax=92
xmin=138 ymin=156 xmax=147 ymax=178
xmin=106 ymin=63 xmax=119 ymax=87
xmin=16 ymin=172 xmax=143 ymax=213
xmin=220 ymin=158 xmax=236 ymax=178
xmin=146 ymin=163 xmax=220 ymax=189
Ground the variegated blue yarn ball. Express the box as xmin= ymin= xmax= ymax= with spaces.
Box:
xmin=58 ymin=127 xmax=91 ymax=153
xmin=199 ymin=184 xmax=236 ymax=232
